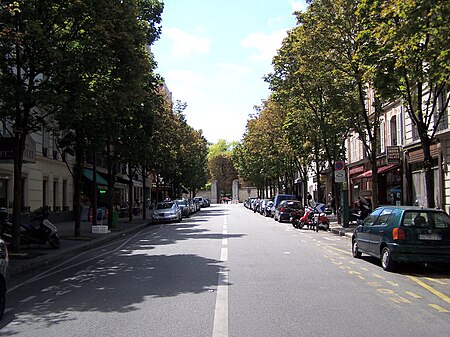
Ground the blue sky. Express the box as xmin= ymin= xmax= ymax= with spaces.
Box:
xmin=152 ymin=0 xmax=307 ymax=144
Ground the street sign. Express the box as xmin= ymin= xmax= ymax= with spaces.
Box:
xmin=335 ymin=161 xmax=345 ymax=171
xmin=335 ymin=170 xmax=346 ymax=183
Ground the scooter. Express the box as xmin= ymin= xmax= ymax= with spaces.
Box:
xmin=0 ymin=207 xmax=60 ymax=249
xmin=290 ymin=209 xmax=305 ymax=228
xmin=293 ymin=206 xmax=330 ymax=232
xmin=349 ymin=198 xmax=371 ymax=223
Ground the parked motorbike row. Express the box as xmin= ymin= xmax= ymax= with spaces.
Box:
xmin=290 ymin=206 xmax=330 ymax=232
xmin=0 ymin=206 xmax=60 ymax=249
xmin=244 ymin=197 xmax=330 ymax=232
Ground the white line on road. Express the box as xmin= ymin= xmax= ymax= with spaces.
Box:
xmin=212 ymin=213 xmax=229 ymax=337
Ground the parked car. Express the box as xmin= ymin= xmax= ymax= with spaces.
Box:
xmin=152 ymin=201 xmax=182 ymax=223
xmin=271 ymin=194 xmax=297 ymax=217
xmin=352 ymin=206 xmax=450 ymax=271
xmin=194 ymin=197 xmax=208 ymax=208
xmin=175 ymin=199 xmax=190 ymax=217
xmin=274 ymin=200 xmax=303 ymax=222
xmin=260 ymin=199 xmax=274 ymax=216
xmin=0 ymin=238 xmax=8 ymax=320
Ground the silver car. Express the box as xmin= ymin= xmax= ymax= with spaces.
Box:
xmin=175 ymin=199 xmax=190 ymax=217
xmin=152 ymin=202 xmax=182 ymax=223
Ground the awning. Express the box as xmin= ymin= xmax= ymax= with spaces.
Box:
xmin=354 ymin=164 xmax=398 ymax=179
xmin=83 ymin=168 xmax=108 ymax=187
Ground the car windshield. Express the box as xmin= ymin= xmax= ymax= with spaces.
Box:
xmin=402 ymin=211 xmax=450 ymax=228
xmin=156 ymin=202 xmax=174 ymax=210
xmin=176 ymin=200 xmax=187 ymax=206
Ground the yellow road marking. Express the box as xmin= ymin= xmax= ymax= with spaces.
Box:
xmin=429 ymin=304 xmax=449 ymax=313
xmin=360 ymin=267 xmax=369 ymax=272
xmin=405 ymin=291 xmax=422 ymax=299
xmin=367 ymin=282 xmax=383 ymax=287
xmin=373 ymin=273 xmax=385 ymax=279
xmin=407 ymin=276 xmax=450 ymax=305
xmin=389 ymin=297 xmax=412 ymax=304
xmin=327 ymin=246 xmax=352 ymax=255
xmin=424 ymin=278 xmax=448 ymax=285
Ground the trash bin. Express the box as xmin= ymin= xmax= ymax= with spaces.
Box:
xmin=112 ymin=211 xmax=119 ymax=229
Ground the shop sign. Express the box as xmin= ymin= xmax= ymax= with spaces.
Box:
xmin=386 ymin=146 xmax=401 ymax=165
xmin=0 ymin=135 xmax=36 ymax=163
xmin=349 ymin=165 xmax=364 ymax=176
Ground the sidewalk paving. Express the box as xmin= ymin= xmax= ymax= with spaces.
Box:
xmin=8 ymin=217 xmax=154 ymax=277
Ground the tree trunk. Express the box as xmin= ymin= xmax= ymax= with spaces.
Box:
xmin=422 ymin=139 xmax=435 ymax=208
xmin=128 ymin=162 xmax=133 ymax=222
xmin=92 ymin=152 xmax=97 ymax=226
xmin=11 ymin=132 xmax=26 ymax=253
xmin=73 ymin=161 xmax=83 ymax=237
xmin=142 ymin=167 xmax=147 ymax=220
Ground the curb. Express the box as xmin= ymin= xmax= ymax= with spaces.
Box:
xmin=9 ymin=221 xmax=153 ymax=276
xmin=330 ymin=227 xmax=354 ymax=238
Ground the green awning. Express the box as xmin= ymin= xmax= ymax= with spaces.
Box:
xmin=83 ymin=168 xmax=109 ymax=187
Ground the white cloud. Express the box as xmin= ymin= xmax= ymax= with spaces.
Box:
xmin=289 ymin=0 xmax=307 ymax=12
xmin=215 ymin=62 xmax=251 ymax=75
xmin=165 ymin=70 xmax=208 ymax=100
xmin=241 ymin=30 xmax=288 ymax=61
xmin=165 ymin=28 xmax=211 ymax=58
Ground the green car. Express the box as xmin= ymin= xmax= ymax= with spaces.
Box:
xmin=352 ymin=206 xmax=450 ymax=271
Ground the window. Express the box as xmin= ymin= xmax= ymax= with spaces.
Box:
xmin=435 ymin=87 xmax=449 ymax=132
xmin=373 ymin=209 xmax=394 ymax=226
xmin=62 ymin=180 xmax=67 ymax=210
xmin=380 ymin=119 xmax=385 ymax=153
xmin=389 ymin=115 xmax=397 ymax=146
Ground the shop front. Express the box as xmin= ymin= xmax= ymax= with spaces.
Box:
xmin=351 ymin=147 xmax=403 ymax=207
xmin=406 ymin=143 xmax=441 ymax=208
xmin=349 ymin=164 xmax=366 ymax=208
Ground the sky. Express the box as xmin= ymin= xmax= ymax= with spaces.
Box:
xmin=151 ymin=0 xmax=307 ymax=144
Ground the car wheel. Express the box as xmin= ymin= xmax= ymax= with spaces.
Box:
xmin=49 ymin=234 xmax=61 ymax=249
xmin=352 ymin=239 xmax=362 ymax=258
xmin=381 ymin=246 xmax=396 ymax=271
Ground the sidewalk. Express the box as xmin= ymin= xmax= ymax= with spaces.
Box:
xmin=327 ymin=214 xmax=356 ymax=238
xmin=8 ymin=217 xmax=154 ymax=277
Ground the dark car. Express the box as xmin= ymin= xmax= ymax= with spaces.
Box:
xmin=270 ymin=194 xmax=297 ymax=217
xmin=274 ymin=200 xmax=303 ymax=223
xmin=352 ymin=206 xmax=450 ymax=271
xmin=0 ymin=238 xmax=8 ymax=319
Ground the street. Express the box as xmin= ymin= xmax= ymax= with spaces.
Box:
xmin=1 ymin=204 xmax=450 ymax=337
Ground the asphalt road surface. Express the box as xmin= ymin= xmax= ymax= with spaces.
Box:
xmin=2 ymin=204 xmax=450 ymax=337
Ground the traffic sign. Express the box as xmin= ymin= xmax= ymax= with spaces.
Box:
xmin=335 ymin=161 xmax=345 ymax=171
xmin=335 ymin=170 xmax=346 ymax=182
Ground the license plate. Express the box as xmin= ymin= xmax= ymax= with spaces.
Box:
xmin=418 ymin=234 xmax=442 ymax=241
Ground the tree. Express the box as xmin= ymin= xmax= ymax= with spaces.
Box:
xmin=0 ymin=1 xmax=78 ymax=252
xmin=267 ymin=17 xmax=351 ymax=204
xmin=208 ymin=141 xmax=238 ymax=198
xmin=358 ymin=0 xmax=450 ymax=207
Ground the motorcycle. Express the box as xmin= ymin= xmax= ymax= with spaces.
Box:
xmin=0 ymin=207 xmax=60 ymax=249
xmin=290 ymin=208 xmax=305 ymax=228
xmin=292 ymin=206 xmax=330 ymax=232
xmin=349 ymin=197 xmax=371 ymax=223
